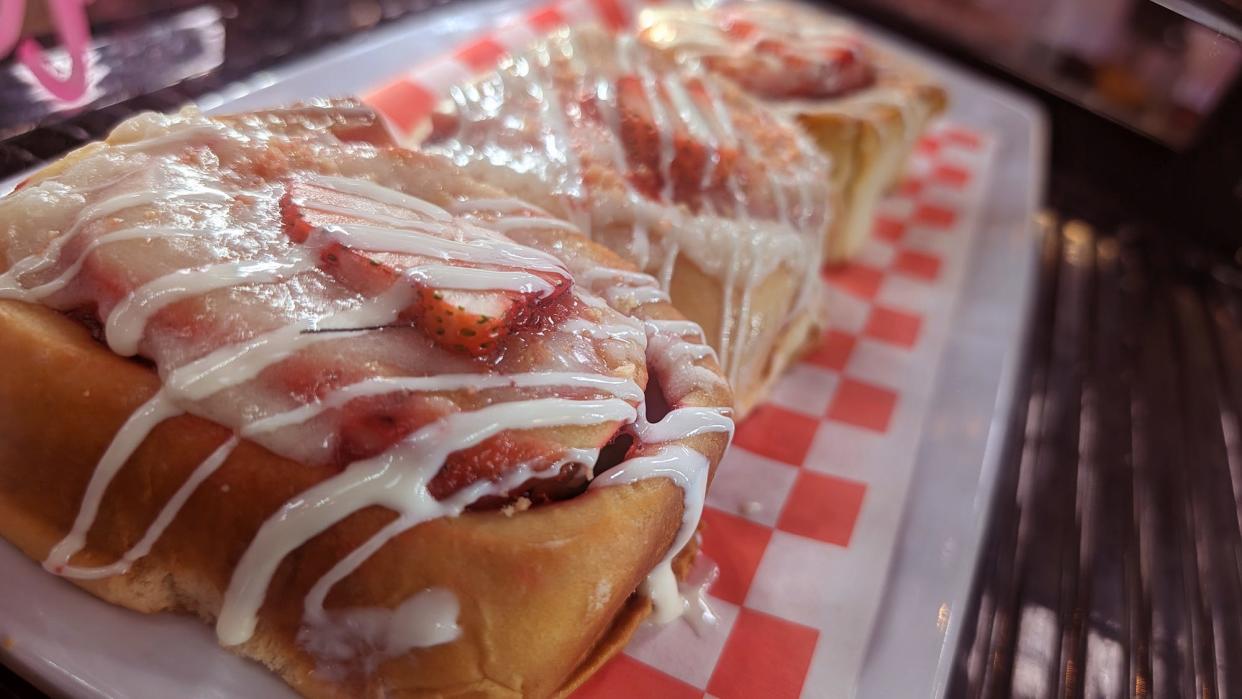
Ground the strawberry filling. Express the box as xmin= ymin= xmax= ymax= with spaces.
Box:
xmin=333 ymin=391 xmax=619 ymax=505
xmin=608 ymin=74 xmax=741 ymax=211
xmin=281 ymin=178 xmax=573 ymax=357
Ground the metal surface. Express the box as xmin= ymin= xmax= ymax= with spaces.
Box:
xmin=949 ymin=220 xmax=1242 ymax=698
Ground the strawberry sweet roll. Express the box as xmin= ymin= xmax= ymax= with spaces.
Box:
xmin=0 ymin=101 xmax=732 ymax=699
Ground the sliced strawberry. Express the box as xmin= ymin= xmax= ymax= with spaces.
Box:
xmin=611 ymin=74 xmax=742 ymax=211
xmin=425 ymin=110 xmax=462 ymax=144
xmin=721 ymin=17 xmax=758 ymax=40
xmin=280 ymin=186 xmax=317 ymax=244
xmin=280 ymin=179 xmax=436 ymax=242
xmin=823 ymin=45 xmax=856 ymax=67
xmin=615 ymin=74 xmax=662 ymax=199
xmin=685 ymin=78 xmax=741 ymax=190
xmin=335 ymin=392 xmax=456 ymax=465
xmin=261 ymin=351 xmax=374 ymax=404
xmin=408 ymin=287 xmax=519 ymax=356
xmin=281 ymin=177 xmax=573 ymax=358
xmin=318 ymin=243 xmax=401 ymax=298
xmin=428 ymin=432 xmax=567 ymax=500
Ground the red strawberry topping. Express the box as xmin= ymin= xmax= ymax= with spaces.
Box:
xmin=280 ymin=177 xmax=573 ymax=357
xmin=428 ymin=432 xmax=567 ymax=500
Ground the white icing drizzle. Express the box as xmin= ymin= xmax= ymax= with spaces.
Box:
xmin=299 ymin=586 xmax=461 ymax=671
xmin=320 ymin=222 xmax=568 ymax=277
xmin=637 ymin=4 xmax=871 ymax=100
xmin=449 ymin=197 xmax=544 ymax=215
xmin=487 ymin=215 xmax=581 ymax=233
xmin=590 ymin=444 xmax=709 ymax=623
xmin=644 ymin=319 xmax=705 ymax=338
xmin=636 ymin=407 xmax=733 ymax=444
xmin=679 ymin=551 xmax=721 ymax=636
xmin=302 ymin=447 xmax=595 ymax=629
xmin=164 ymin=324 xmax=367 ymax=402
xmin=403 ymin=264 xmax=555 ymax=295
xmin=559 ymin=317 xmax=647 ymax=344
xmin=43 ymin=392 xmax=184 ymax=573
xmin=110 ymin=124 xmax=224 ymax=153
xmin=531 ymin=47 xmax=586 ymax=202
xmin=581 ymin=266 xmax=658 ymax=287
xmin=59 ymin=436 xmax=240 ymax=580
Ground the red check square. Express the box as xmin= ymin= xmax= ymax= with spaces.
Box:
xmin=822 ymin=263 xmax=884 ymax=301
xmin=893 ymin=250 xmax=941 ymax=281
xmin=897 ymin=177 xmax=925 ymax=197
xmin=872 ymin=216 xmax=906 ymax=244
xmin=708 ymin=609 xmax=819 ymax=699
xmin=826 ymin=378 xmax=896 ymax=432
xmin=576 ymin=654 xmax=701 ymax=699
xmin=864 ymin=306 xmax=922 ymax=348
xmin=454 ymin=38 xmax=508 ymax=72
xmin=733 ymin=405 xmax=820 ymax=466
xmin=591 ymin=0 xmax=630 ymax=29
xmin=941 ymin=126 xmax=984 ymax=150
xmin=700 ymin=507 xmax=773 ymax=605
xmin=931 ymin=163 xmax=971 ymax=189
xmin=915 ymin=136 xmax=940 ymax=155
xmin=364 ymin=80 xmax=435 ymax=134
xmin=803 ymin=329 xmax=856 ymax=372
xmin=527 ymin=6 xmax=567 ymax=32
xmin=777 ymin=471 xmax=867 ymax=546
xmin=913 ymin=203 xmax=957 ymax=229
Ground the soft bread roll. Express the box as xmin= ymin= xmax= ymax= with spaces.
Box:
xmin=0 ymin=102 xmax=732 ymax=698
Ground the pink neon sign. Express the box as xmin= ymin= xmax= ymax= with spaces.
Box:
xmin=1 ymin=0 xmax=93 ymax=101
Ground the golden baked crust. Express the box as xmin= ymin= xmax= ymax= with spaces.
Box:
xmin=793 ymin=70 xmax=948 ymax=263
xmin=0 ymin=287 xmax=726 ymax=698
xmin=0 ymin=104 xmax=732 ymax=698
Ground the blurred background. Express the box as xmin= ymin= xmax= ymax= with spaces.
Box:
xmin=2 ymin=1 xmax=1241 ymax=697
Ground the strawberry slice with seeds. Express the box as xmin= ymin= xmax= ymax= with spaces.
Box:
xmin=281 ymin=177 xmax=572 ymax=357
xmin=410 ymin=287 xmax=523 ymax=357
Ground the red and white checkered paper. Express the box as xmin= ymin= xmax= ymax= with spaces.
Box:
xmin=362 ymin=4 xmax=996 ymax=697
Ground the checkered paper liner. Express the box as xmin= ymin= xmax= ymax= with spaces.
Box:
xmin=361 ymin=4 xmax=997 ymax=697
